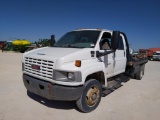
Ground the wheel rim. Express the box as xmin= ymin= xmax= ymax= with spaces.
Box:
xmin=86 ymin=85 xmax=100 ymax=107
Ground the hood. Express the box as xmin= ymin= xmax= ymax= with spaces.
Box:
xmin=23 ymin=47 xmax=95 ymax=68
xmin=24 ymin=47 xmax=81 ymax=60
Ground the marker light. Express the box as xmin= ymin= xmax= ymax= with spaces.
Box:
xmin=75 ymin=60 xmax=81 ymax=67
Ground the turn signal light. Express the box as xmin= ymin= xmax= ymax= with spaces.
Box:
xmin=75 ymin=60 xmax=81 ymax=67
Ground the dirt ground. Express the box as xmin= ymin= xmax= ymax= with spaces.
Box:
xmin=0 ymin=52 xmax=160 ymax=120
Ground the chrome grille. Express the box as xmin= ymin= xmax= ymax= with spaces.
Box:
xmin=24 ymin=57 xmax=54 ymax=79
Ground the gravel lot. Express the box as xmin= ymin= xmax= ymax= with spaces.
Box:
xmin=0 ymin=52 xmax=160 ymax=120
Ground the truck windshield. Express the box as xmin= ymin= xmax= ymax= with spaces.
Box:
xmin=54 ymin=31 xmax=100 ymax=48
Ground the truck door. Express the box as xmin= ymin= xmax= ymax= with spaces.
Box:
xmin=113 ymin=34 xmax=127 ymax=75
xmin=99 ymin=32 xmax=114 ymax=77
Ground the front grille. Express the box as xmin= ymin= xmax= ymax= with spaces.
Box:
xmin=24 ymin=57 xmax=54 ymax=79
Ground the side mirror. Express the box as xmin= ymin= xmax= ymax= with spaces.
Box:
xmin=99 ymin=39 xmax=103 ymax=50
xmin=111 ymin=31 xmax=120 ymax=51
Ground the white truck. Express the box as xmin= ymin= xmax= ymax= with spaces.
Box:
xmin=22 ymin=29 xmax=148 ymax=112
xmin=152 ymin=51 xmax=160 ymax=60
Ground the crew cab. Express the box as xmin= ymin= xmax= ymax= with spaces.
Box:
xmin=22 ymin=29 xmax=148 ymax=112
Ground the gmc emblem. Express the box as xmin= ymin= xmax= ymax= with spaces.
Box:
xmin=31 ymin=64 xmax=40 ymax=70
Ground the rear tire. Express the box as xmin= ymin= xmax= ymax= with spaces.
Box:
xmin=76 ymin=79 xmax=102 ymax=113
xmin=136 ymin=64 xmax=145 ymax=80
xmin=130 ymin=72 xmax=136 ymax=79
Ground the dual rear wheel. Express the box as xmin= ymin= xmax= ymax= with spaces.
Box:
xmin=136 ymin=64 xmax=145 ymax=80
xmin=130 ymin=64 xmax=145 ymax=80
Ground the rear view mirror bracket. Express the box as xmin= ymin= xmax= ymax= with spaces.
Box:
xmin=96 ymin=50 xmax=115 ymax=57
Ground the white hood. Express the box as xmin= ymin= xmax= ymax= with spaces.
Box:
xmin=24 ymin=47 xmax=81 ymax=60
xmin=23 ymin=47 xmax=95 ymax=69
xmin=27 ymin=47 xmax=80 ymax=58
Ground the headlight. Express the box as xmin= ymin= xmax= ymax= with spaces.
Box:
xmin=68 ymin=72 xmax=75 ymax=80
xmin=53 ymin=70 xmax=82 ymax=82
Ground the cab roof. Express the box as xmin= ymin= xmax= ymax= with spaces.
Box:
xmin=74 ymin=28 xmax=112 ymax=32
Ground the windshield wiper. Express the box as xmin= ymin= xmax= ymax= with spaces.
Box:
xmin=67 ymin=44 xmax=84 ymax=48
xmin=53 ymin=44 xmax=84 ymax=48
xmin=53 ymin=45 xmax=68 ymax=48
xmin=67 ymin=45 xmax=77 ymax=48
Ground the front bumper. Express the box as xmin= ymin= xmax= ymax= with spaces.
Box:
xmin=23 ymin=74 xmax=84 ymax=101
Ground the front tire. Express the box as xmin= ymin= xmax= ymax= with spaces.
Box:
xmin=76 ymin=79 xmax=102 ymax=113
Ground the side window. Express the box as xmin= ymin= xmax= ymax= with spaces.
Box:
xmin=100 ymin=32 xmax=111 ymax=50
xmin=118 ymin=36 xmax=124 ymax=50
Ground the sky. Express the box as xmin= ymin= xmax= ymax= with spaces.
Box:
xmin=0 ymin=0 xmax=160 ymax=51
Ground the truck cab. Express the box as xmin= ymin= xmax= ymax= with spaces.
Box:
xmin=22 ymin=29 xmax=148 ymax=112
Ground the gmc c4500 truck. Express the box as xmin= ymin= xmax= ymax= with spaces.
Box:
xmin=22 ymin=29 xmax=148 ymax=112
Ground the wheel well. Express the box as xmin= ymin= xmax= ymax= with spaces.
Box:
xmin=85 ymin=71 xmax=105 ymax=86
